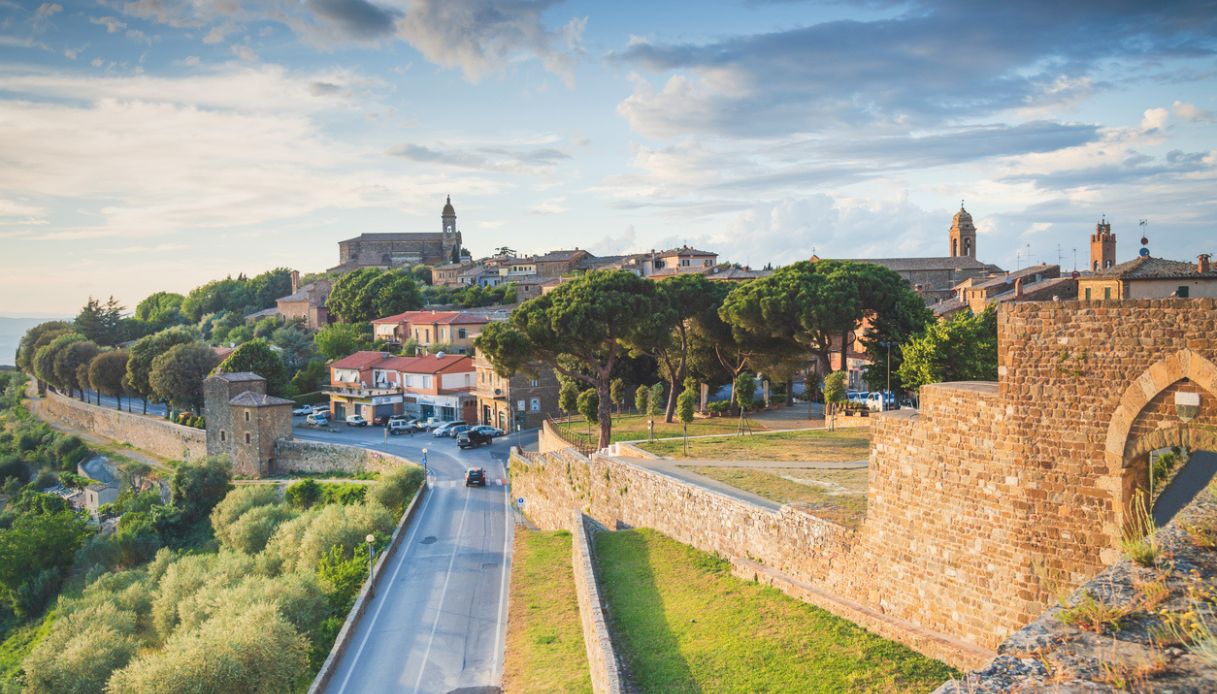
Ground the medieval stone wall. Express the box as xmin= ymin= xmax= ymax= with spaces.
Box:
xmin=513 ymin=298 xmax=1217 ymax=660
xmin=34 ymin=390 xmax=206 ymax=461
xmin=273 ymin=439 xmax=419 ymax=475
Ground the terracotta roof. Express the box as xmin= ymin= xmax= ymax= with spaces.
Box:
xmin=659 ymin=245 xmax=717 ymax=257
xmin=1090 ymin=255 xmax=1217 ymax=280
xmin=972 ymin=264 xmax=1058 ymax=291
xmin=244 ymin=307 xmax=281 ymax=320
xmin=339 ymin=232 xmax=446 ymax=244
xmin=535 ymin=249 xmax=589 ymax=262
xmin=277 ymin=280 xmax=331 ymax=304
xmin=330 ymin=351 xmax=393 ymax=370
xmin=228 ymin=391 xmax=295 ymax=407
xmin=377 ymin=353 xmax=473 ymax=374
xmin=990 ymin=276 xmax=1077 ymax=303
xmin=932 ymin=298 xmax=968 ymax=317
xmin=836 ymin=256 xmax=1002 ymax=273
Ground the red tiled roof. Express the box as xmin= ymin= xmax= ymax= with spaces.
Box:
xmin=399 ymin=354 xmax=474 ymax=374
xmin=371 ymin=310 xmax=497 ymax=326
xmin=330 ymin=351 xmax=393 ymax=369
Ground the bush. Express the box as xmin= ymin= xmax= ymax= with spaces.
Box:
xmin=23 ymin=604 xmax=138 ymax=694
xmin=706 ymin=401 xmax=730 ymax=417
xmin=367 ymin=465 xmax=424 ymax=516
xmin=219 ymin=503 xmax=297 ymax=555
xmin=108 ymin=602 xmax=310 ymax=694
xmin=285 ymin=478 xmax=322 ymax=509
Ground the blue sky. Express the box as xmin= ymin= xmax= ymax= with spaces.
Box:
xmin=1 ymin=0 xmax=1215 ymax=315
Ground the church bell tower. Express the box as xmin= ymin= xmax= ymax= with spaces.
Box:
xmin=1090 ymin=217 xmax=1116 ymax=271
xmin=949 ymin=203 xmax=976 ymax=258
xmin=441 ymin=195 xmax=462 ymax=263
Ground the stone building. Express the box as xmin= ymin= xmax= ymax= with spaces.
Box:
xmin=203 ymin=372 xmax=293 ymax=478
xmin=1090 ymin=217 xmax=1117 ymax=271
xmin=1078 ymin=254 xmax=1217 ymax=301
xmin=329 ymin=196 xmax=464 ymax=272
xmin=474 ymin=352 xmax=560 ymax=431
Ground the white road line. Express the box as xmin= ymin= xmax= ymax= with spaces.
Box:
xmin=334 ymin=486 xmax=435 ymax=694
xmin=412 ymin=487 xmax=473 ymax=694
xmin=490 ymin=476 xmax=511 ymax=684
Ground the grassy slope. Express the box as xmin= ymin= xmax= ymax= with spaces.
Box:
xmin=501 ymin=530 xmax=592 ymax=694
xmin=640 ymin=426 xmax=871 ymax=462
xmin=0 ymin=611 xmax=56 ymax=692
xmin=684 ymin=467 xmax=868 ymax=528
xmin=556 ymin=414 xmax=763 ymax=446
xmin=595 ymin=529 xmax=957 ymax=693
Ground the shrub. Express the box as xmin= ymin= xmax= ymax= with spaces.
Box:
xmin=24 ymin=604 xmax=138 ymax=694
xmin=706 ymin=401 xmax=730 ymax=417
xmin=107 ymin=602 xmax=310 ymax=694
xmin=1058 ymin=589 xmax=1132 ymax=633
xmin=260 ymin=503 xmax=394 ymax=576
xmin=211 ymin=485 xmax=281 ymax=541
xmin=367 ymin=465 xmax=424 ymax=516
xmin=285 ymin=478 xmax=322 ymax=508
xmin=319 ymin=482 xmax=367 ymax=506
xmin=220 ymin=503 xmax=297 ymax=555
xmin=175 ymin=571 xmax=328 ymax=637
xmin=149 ymin=552 xmax=254 ymax=642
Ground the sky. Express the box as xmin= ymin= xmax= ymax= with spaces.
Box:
xmin=1 ymin=0 xmax=1215 ymax=316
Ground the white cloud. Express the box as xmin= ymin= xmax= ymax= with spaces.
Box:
xmin=1173 ymin=100 xmax=1216 ymax=123
xmin=231 ymin=44 xmax=259 ymax=62
xmin=203 ymin=22 xmax=237 ymax=45
xmin=1140 ymin=107 xmax=1169 ymax=132
xmin=90 ymin=16 xmax=127 ymax=34
xmin=530 ymin=197 xmax=567 ymax=215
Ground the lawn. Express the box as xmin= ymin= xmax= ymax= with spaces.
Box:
xmin=594 ymin=529 xmax=957 ymax=693
xmin=639 ymin=426 xmax=871 ymax=462
xmin=502 ymin=530 xmax=592 ymax=694
xmin=555 ymin=413 xmax=763 ymax=446
xmin=683 ymin=467 xmax=869 ymax=528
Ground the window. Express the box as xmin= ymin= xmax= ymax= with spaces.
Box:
xmin=1104 ymin=287 xmax=1111 ymax=300
xmin=220 ymin=430 xmax=226 ymax=442
xmin=244 ymin=411 xmax=250 ymax=422
xmin=529 ymin=379 xmax=540 ymax=387
xmin=1178 ymin=286 xmax=1190 ymax=298
xmin=681 ymin=258 xmax=690 ymax=266
xmin=1084 ymin=288 xmax=1091 ymax=301
xmin=244 ymin=433 xmax=251 ymax=444
xmin=458 ymin=328 xmax=467 ymax=339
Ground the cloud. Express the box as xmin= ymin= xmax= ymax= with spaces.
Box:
xmin=34 ymin=2 xmax=60 ymax=19
xmin=1141 ymin=107 xmax=1169 ymax=132
xmin=395 ymin=0 xmax=585 ymax=84
xmin=307 ymin=0 xmax=399 ymax=39
xmin=231 ymin=44 xmax=259 ymax=62
xmin=202 ymin=22 xmax=238 ymax=44
xmin=1173 ymin=100 xmax=1216 ymax=123
xmin=388 ymin=141 xmax=570 ymax=173
xmin=615 ymin=1 xmax=1217 ymax=139
xmin=308 ymin=81 xmax=343 ymax=96
xmin=90 ymin=16 xmax=128 ymax=34
xmin=530 ymin=197 xmax=567 ymax=214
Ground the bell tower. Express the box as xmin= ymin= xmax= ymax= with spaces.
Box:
xmin=1090 ymin=217 xmax=1116 ymax=271
xmin=949 ymin=202 xmax=976 ymax=258
xmin=441 ymin=195 xmax=461 ymax=263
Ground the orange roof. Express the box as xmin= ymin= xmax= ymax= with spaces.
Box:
xmin=375 ymin=353 xmax=473 ymax=374
xmin=330 ymin=351 xmax=393 ymax=369
xmin=371 ymin=310 xmax=496 ymax=326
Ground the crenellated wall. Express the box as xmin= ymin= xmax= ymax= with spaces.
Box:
xmin=512 ymin=298 xmax=1217 ymax=663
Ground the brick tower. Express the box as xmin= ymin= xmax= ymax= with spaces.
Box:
xmin=949 ymin=203 xmax=976 ymax=258
xmin=1090 ymin=218 xmax=1116 ymax=271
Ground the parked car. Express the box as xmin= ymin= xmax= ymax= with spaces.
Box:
xmin=387 ymin=414 xmax=410 ymax=424
xmin=388 ymin=419 xmax=416 ymax=435
xmin=866 ymin=391 xmax=897 ymax=412
xmin=431 ymin=421 xmax=466 ymax=437
xmin=472 ymin=425 xmax=504 ymax=438
xmin=345 ymin=415 xmax=369 ymax=427
xmin=447 ymin=424 xmax=473 ymax=439
xmin=305 ymin=412 xmax=329 ymax=426
xmin=464 ymin=467 xmax=487 ymax=486
xmin=457 ymin=429 xmax=492 ymax=449
xmin=292 ymin=405 xmax=314 ymax=416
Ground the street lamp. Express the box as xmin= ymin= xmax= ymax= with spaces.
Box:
xmin=365 ymin=533 xmax=376 ymax=593
xmin=421 ymin=447 xmax=428 ymax=475
xmin=880 ymin=340 xmax=894 ymax=407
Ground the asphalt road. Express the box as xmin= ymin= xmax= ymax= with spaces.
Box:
xmin=298 ymin=421 xmax=537 ymax=694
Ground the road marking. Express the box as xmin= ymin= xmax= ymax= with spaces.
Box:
xmin=412 ymin=486 xmax=473 ymax=694
xmin=334 ymin=485 xmax=435 ymax=694
xmin=490 ymin=470 xmax=511 ymax=684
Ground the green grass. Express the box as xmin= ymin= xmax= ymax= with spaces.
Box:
xmin=502 ymin=530 xmax=592 ymax=694
xmin=684 ymin=467 xmax=868 ymax=528
xmin=0 ymin=610 xmax=57 ymax=691
xmin=639 ymin=427 xmax=871 ymax=462
xmin=555 ymin=413 xmax=763 ymax=446
xmin=594 ymin=529 xmax=956 ymax=693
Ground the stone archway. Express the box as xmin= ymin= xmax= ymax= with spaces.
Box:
xmin=1103 ymin=349 xmax=1217 ymax=542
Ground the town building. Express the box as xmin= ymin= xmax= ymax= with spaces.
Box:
xmin=430 ymin=261 xmax=471 ymax=286
xmin=821 ymin=205 xmax=1004 ymax=303
xmin=329 ymin=196 xmax=465 ymax=272
xmin=533 ymin=249 xmax=593 ymax=277
xmin=243 ymin=271 xmax=333 ymax=330
xmin=473 ymin=352 xmax=560 ymax=431
xmin=325 ymin=351 xmax=476 ymax=423
xmin=370 ymin=309 xmax=502 ymax=352
xmin=1078 ymin=255 xmax=1217 ymax=301
xmin=203 ymin=371 xmax=294 ymax=478
xmin=324 ymin=351 xmax=400 ymax=422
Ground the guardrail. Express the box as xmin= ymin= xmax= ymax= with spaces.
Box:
xmin=307 ymin=479 xmax=429 ymax=694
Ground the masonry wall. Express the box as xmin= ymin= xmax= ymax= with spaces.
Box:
xmin=274 ymin=439 xmax=419 ymax=475
xmin=35 ymin=390 xmax=206 ymax=461
xmin=514 ymin=298 xmax=1217 ymax=659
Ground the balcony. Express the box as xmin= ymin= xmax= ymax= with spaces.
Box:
xmin=324 ymin=383 xmax=401 ymax=398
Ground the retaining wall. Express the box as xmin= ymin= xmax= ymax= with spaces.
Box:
xmin=571 ymin=514 xmax=627 ymax=694
xmin=274 ymin=439 xmax=420 ymax=475
xmin=33 ymin=389 xmax=206 ymax=461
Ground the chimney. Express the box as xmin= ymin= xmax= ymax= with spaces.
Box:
xmin=1200 ymin=254 xmax=1212 ymax=274
xmin=1014 ymin=277 xmax=1024 ymax=299
xmin=290 ymin=270 xmax=300 ymax=294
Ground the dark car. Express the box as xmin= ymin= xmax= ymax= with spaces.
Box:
xmin=464 ymin=467 xmax=487 ymax=486
xmin=472 ymin=425 xmax=503 ymax=438
xmin=457 ymin=429 xmax=492 ymax=449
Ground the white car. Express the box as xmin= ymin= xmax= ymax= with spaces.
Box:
xmin=431 ymin=421 xmax=464 ymax=437
xmin=305 ymin=412 xmax=330 ymax=426
xmin=292 ymin=405 xmax=313 ymax=416
xmin=345 ymin=415 xmax=369 ymax=427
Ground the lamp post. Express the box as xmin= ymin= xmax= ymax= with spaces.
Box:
xmin=881 ymin=340 xmax=894 ymax=407
xmin=421 ymin=447 xmax=428 ymax=475
xmin=365 ymin=533 xmax=376 ymax=594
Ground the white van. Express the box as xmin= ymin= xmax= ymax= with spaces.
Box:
xmin=866 ymin=392 xmax=896 ymax=412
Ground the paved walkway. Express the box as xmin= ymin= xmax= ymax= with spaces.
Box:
xmin=671 ymin=458 xmax=867 ymax=469
xmin=613 ymin=455 xmax=782 ymax=511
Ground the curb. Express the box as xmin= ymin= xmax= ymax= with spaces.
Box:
xmin=307 ymin=477 xmax=429 ymax=694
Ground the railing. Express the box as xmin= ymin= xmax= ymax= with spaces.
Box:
xmin=545 ymin=416 xmax=599 ymax=456
xmin=323 ymin=384 xmax=401 ymax=398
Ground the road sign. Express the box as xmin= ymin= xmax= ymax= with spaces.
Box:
xmin=516 ymin=497 xmax=524 ymax=506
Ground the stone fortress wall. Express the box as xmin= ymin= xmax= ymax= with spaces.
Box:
xmin=33 ymin=389 xmax=206 ymax=461
xmin=512 ymin=298 xmax=1217 ymax=665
